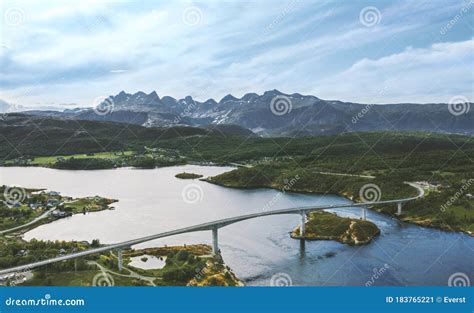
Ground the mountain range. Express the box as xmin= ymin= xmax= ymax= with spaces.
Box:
xmin=22 ymin=90 xmax=473 ymax=136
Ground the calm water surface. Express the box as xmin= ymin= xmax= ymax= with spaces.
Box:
xmin=0 ymin=166 xmax=472 ymax=286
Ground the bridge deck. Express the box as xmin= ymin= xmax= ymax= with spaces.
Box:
xmin=0 ymin=183 xmax=424 ymax=275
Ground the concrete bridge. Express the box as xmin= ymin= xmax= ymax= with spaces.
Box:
xmin=0 ymin=183 xmax=424 ymax=275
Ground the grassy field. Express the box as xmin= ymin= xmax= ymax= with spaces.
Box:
xmin=204 ymin=133 xmax=474 ymax=235
xmin=3 ymin=132 xmax=473 ymax=234
xmin=28 ymin=151 xmax=134 ymax=165
xmin=19 ymin=245 xmax=241 ymax=287
xmin=63 ymin=197 xmax=117 ymax=214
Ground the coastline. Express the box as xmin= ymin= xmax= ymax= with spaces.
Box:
xmin=0 ymin=183 xmax=243 ymax=287
xmin=204 ymin=177 xmax=473 ymax=237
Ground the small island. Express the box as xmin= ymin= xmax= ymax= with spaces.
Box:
xmin=291 ymin=211 xmax=380 ymax=245
xmin=175 ymin=172 xmax=203 ymax=179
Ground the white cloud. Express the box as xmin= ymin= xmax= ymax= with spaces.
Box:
xmin=0 ymin=0 xmax=472 ymax=106
xmin=312 ymin=39 xmax=474 ymax=103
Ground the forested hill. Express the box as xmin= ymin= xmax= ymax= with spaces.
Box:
xmin=1 ymin=114 xmax=473 ymax=168
xmin=0 ymin=114 xmax=254 ymax=159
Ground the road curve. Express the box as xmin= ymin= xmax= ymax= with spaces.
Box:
xmin=0 ymin=183 xmax=424 ymax=275
xmin=0 ymin=207 xmax=57 ymax=235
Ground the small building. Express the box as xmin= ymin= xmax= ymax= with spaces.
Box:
xmin=29 ymin=203 xmax=41 ymax=210
xmin=50 ymin=210 xmax=72 ymax=218
xmin=16 ymin=249 xmax=28 ymax=257
xmin=428 ymin=180 xmax=442 ymax=188
xmin=46 ymin=199 xmax=60 ymax=207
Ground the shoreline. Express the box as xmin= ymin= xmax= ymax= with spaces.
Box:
xmin=0 ymin=183 xmax=243 ymax=286
xmin=204 ymin=178 xmax=473 ymax=237
xmin=290 ymin=212 xmax=381 ymax=245
xmin=3 ymin=165 xmax=472 ymax=237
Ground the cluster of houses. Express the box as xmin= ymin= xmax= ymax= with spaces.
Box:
xmin=26 ymin=191 xmax=63 ymax=211
xmin=143 ymin=147 xmax=181 ymax=159
xmin=415 ymin=181 xmax=474 ymax=200
xmin=1 ymin=189 xmax=70 ymax=215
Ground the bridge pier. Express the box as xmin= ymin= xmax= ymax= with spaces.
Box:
xmin=300 ymin=212 xmax=306 ymax=237
xmin=212 ymin=227 xmax=219 ymax=255
xmin=117 ymin=249 xmax=123 ymax=271
xmin=361 ymin=208 xmax=367 ymax=221
xmin=396 ymin=202 xmax=403 ymax=216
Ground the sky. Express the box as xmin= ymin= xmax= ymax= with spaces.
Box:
xmin=0 ymin=0 xmax=473 ymax=110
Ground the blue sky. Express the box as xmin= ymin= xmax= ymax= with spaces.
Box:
xmin=0 ymin=0 xmax=473 ymax=110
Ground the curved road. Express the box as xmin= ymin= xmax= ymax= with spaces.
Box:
xmin=0 ymin=207 xmax=56 ymax=235
xmin=0 ymin=183 xmax=424 ymax=275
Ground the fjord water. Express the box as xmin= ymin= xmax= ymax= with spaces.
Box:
xmin=1 ymin=165 xmax=472 ymax=286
